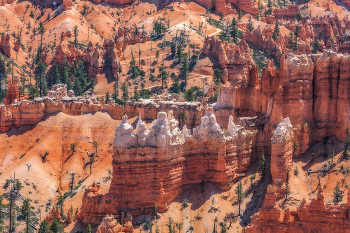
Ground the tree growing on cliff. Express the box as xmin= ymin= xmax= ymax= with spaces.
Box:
xmin=180 ymin=55 xmax=189 ymax=86
xmin=238 ymin=8 xmax=242 ymax=21
xmin=230 ymin=17 xmax=238 ymax=44
xmin=28 ymin=86 xmax=39 ymax=100
xmin=73 ymin=25 xmax=79 ymax=48
xmin=272 ymin=22 xmax=280 ymax=41
xmin=343 ymin=127 xmax=350 ymax=159
xmin=211 ymin=0 xmax=216 ymax=11
xmin=112 ymin=82 xmax=119 ymax=102
xmin=38 ymin=219 xmax=49 ymax=233
xmin=235 ymin=181 xmax=245 ymax=216
xmin=57 ymin=195 xmax=64 ymax=219
xmin=105 ymin=91 xmax=110 ymax=104
xmin=86 ymin=224 xmax=91 ymax=233
xmin=285 ymin=169 xmax=290 ymax=201
xmin=178 ymin=111 xmax=188 ymax=129
xmin=0 ymin=195 xmax=5 ymax=232
xmin=49 ymin=219 xmax=63 ymax=233
xmin=293 ymin=140 xmax=299 ymax=156
xmin=214 ymin=68 xmax=223 ymax=85
xmin=258 ymin=152 xmax=266 ymax=178
xmin=157 ymin=65 xmax=168 ymax=89
xmin=333 ymin=182 xmax=343 ymax=203
xmin=21 ymin=198 xmax=38 ymax=233
xmin=121 ymin=81 xmax=129 ymax=107
xmin=250 ymin=174 xmax=256 ymax=186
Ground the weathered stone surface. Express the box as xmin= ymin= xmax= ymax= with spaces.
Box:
xmin=273 ymin=5 xmax=300 ymax=17
xmin=96 ymin=215 xmax=133 ymax=233
xmin=79 ymin=108 xmax=258 ymax=224
xmin=0 ymin=34 xmax=11 ymax=58
xmin=271 ymin=117 xmax=294 ymax=196
xmin=244 ymin=186 xmax=350 ymax=233
xmin=4 ymin=75 xmax=22 ymax=106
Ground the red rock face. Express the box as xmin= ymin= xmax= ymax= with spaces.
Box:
xmin=273 ymin=5 xmax=300 ymax=18
xmin=245 ymin=186 xmax=350 ymax=233
xmin=271 ymin=118 xmax=294 ymax=196
xmin=0 ymin=34 xmax=11 ymax=58
xmin=79 ymin=110 xmax=258 ymax=224
xmin=202 ymin=36 xmax=252 ymax=83
xmin=3 ymin=75 xmax=21 ymax=106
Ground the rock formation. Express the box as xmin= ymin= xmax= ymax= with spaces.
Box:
xmin=0 ymin=34 xmax=11 ymax=58
xmin=52 ymin=25 xmax=149 ymax=79
xmin=271 ymin=117 xmax=294 ymax=196
xmin=63 ymin=0 xmax=74 ymax=10
xmin=245 ymin=186 xmax=350 ymax=233
xmin=79 ymin=108 xmax=258 ymax=224
xmin=202 ymin=36 xmax=253 ymax=83
xmin=3 ymin=75 xmax=22 ymax=106
xmin=96 ymin=215 xmax=133 ymax=233
xmin=273 ymin=5 xmax=300 ymax=18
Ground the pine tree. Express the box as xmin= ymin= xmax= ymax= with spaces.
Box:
xmin=230 ymin=17 xmax=238 ymax=44
xmin=112 ymin=82 xmax=119 ymax=102
xmin=52 ymin=65 xmax=60 ymax=85
xmin=333 ymin=182 xmax=343 ymax=203
xmin=35 ymin=61 xmax=47 ymax=96
xmin=293 ymin=140 xmax=299 ymax=156
xmin=105 ymin=91 xmax=110 ymax=104
xmin=38 ymin=219 xmax=49 ymax=233
xmin=214 ymin=68 xmax=223 ymax=85
xmin=87 ymin=224 xmax=92 ymax=233
xmin=73 ymin=25 xmax=78 ymax=48
xmin=235 ymin=181 xmax=246 ymax=216
xmin=21 ymin=198 xmax=38 ymax=233
xmin=49 ymin=219 xmax=63 ymax=233
xmin=285 ymin=169 xmax=290 ymax=200
xmin=57 ymin=195 xmax=64 ymax=219
xmin=170 ymin=42 xmax=176 ymax=58
xmin=61 ymin=59 xmax=70 ymax=87
xmin=258 ymin=152 xmax=266 ymax=178
xmin=133 ymin=86 xmax=140 ymax=100
xmin=272 ymin=21 xmax=280 ymax=41
xmin=0 ymin=195 xmax=5 ymax=232
xmin=177 ymin=44 xmax=183 ymax=63
xmin=157 ymin=65 xmax=168 ymax=89
xmin=238 ymin=8 xmax=242 ymax=21
xmin=178 ymin=111 xmax=188 ymax=129
xmin=181 ymin=55 xmax=189 ymax=86
xmin=121 ymin=81 xmax=129 ymax=107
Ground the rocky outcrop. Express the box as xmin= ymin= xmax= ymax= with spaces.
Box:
xmin=91 ymin=0 xmax=133 ymax=5
xmin=4 ymin=75 xmax=22 ymax=106
xmin=0 ymin=34 xmax=11 ymax=58
xmin=202 ymin=36 xmax=253 ymax=83
xmin=271 ymin=118 xmax=294 ymax=196
xmin=79 ymin=108 xmax=258 ymax=224
xmin=245 ymin=186 xmax=350 ymax=233
xmin=273 ymin=5 xmax=300 ymax=18
xmin=63 ymin=0 xmax=73 ymax=10
xmin=96 ymin=215 xmax=133 ymax=233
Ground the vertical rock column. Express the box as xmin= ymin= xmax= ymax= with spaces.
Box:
xmin=271 ymin=117 xmax=294 ymax=197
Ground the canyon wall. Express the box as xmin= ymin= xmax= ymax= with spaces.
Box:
xmin=244 ymin=185 xmax=350 ymax=233
xmin=0 ymin=84 xmax=202 ymax=133
xmin=79 ymin=108 xmax=258 ymax=224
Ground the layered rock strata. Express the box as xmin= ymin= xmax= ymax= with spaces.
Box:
xmin=79 ymin=108 xmax=258 ymax=224
xmin=244 ymin=186 xmax=350 ymax=233
xmin=96 ymin=215 xmax=133 ymax=233
xmin=0 ymin=84 xmax=203 ymax=133
xmin=271 ymin=118 xmax=294 ymax=196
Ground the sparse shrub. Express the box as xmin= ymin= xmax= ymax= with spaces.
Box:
xmin=181 ymin=199 xmax=188 ymax=208
xmin=294 ymin=166 xmax=299 ymax=176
